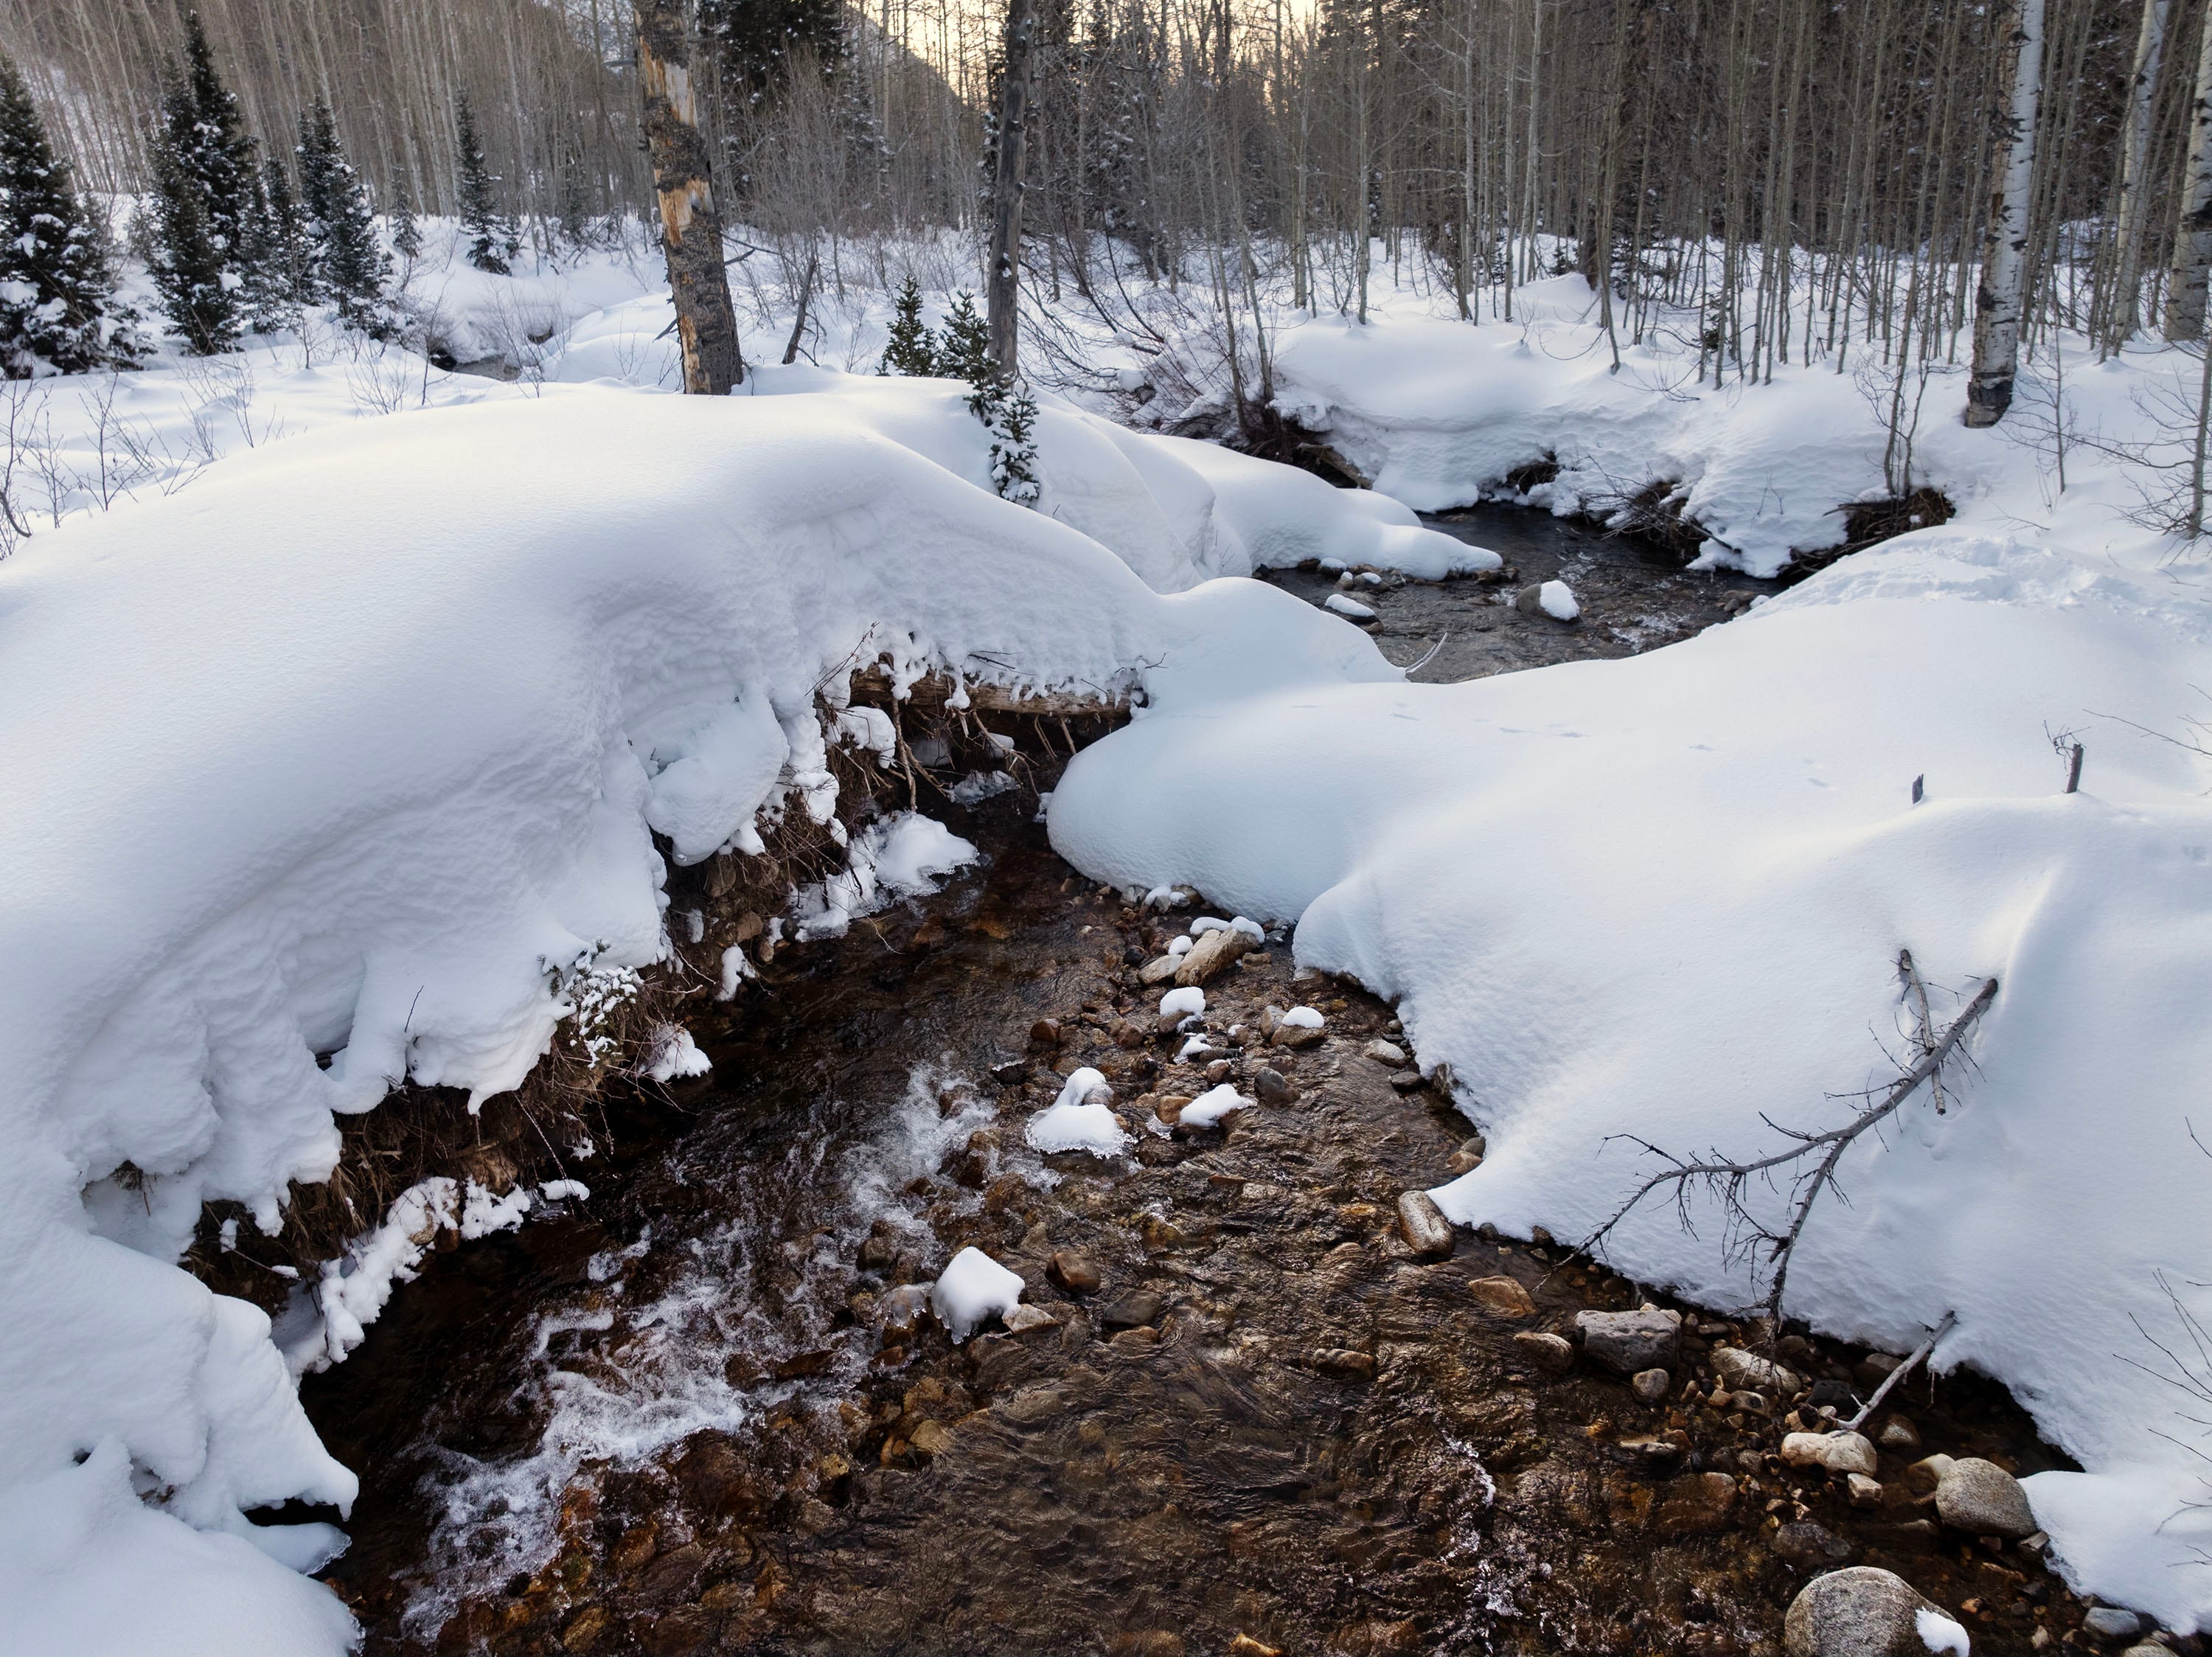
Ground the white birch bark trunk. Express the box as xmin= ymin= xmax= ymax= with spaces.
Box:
xmin=2112 ymin=0 xmax=2169 ymax=340
xmin=1964 ymin=0 xmax=2047 ymax=426
xmin=2166 ymin=0 xmax=2212 ymax=341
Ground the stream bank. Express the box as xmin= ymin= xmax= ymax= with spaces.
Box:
xmin=294 ymin=510 xmax=2092 ymax=1657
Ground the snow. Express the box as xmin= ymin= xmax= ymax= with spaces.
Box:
xmin=15 ymin=218 xmax=2212 ymax=1635
xmin=1279 ymin=1006 xmax=1325 ymax=1029
xmin=641 ymin=1025 xmax=712 ymax=1084
xmin=1325 ymin=593 xmax=1377 ymax=620
xmin=1917 ymin=1606 xmax=1973 ymax=1656
xmin=1537 ymin=580 xmax=1579 ymax=622
xmin=1025 ymin=1068 xmax=1131 ymax=1158
xmin=929 ymin=1247 xmax=1026 ymax=1344
xmin=1159 ymin=987 xmax=1206 ymax=1018
xmin=1178 ymin=1085 xmax=1252 ymax=1129
xmin=0 ymin=361 xmax=1401 ymax=1648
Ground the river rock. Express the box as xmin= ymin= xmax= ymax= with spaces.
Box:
xmin=1875 ymin=1414 xmax=1921 ymax=1452
xmin=1781 ymin=1431 xmax=1879 ymax=1477
xmin=1575 ymin=1305 xmax=1681 ymax=1374
xmin=1771 ymin=1520 xmax=1853 ymax=1573
xmin=1470 ymin=1276 xmax=1537 ymax=1319
xmin=1046 ymin=1250 xmax=1101 ymax=1293
xmin=1100 ymin=1290 xmax=1164 ymax=1330
xmin=1002 ymin=1304 xmax=1059 ymax=1335
xmin=1271 ymin=1022 xmax=1326 ymax=1050
xmin=1140 ymin=955 xmax=1183 ymax=985
xmin=1396 ymin=1191 xmax=1455 ymax=1259
xmin=1175 ymin=925 xmax=1251 ymax=987
xmin=1632 ymin=1367 xmax=1672 ymax=1405
xmin=1363 ymin=1039 xmax=1408 ymax=1068
xmin=1783 ymin=1566 xmax=1961 ymax=1657
xmin=2081 ymin=1608 xmax=2142 ymax=1642
xmin=1713 ymin=1346 xmax=1802 ymax=1397
xmin=1654 ymin=1471 xmax=1736 ymax=1535
xmin=1253 ymin=1067 xmax=1296 ymax=1103
xmin=1513 ymin=1331 xmax=1576 ymax=1373
xmin=1933 ymin=1457 xmax=2037 ymax=1539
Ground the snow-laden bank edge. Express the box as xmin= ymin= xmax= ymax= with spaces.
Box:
xmin=0 ymin=381 xmax=1453 ymax=1653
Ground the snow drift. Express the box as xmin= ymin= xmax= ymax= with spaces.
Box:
xmin=1051 ymin=524 xmax=2212 ymax=1627
xmin=0 ymin=381 xmax=1422 ymax=1652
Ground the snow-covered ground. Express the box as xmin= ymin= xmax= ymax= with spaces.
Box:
xmin=7 ymin=220 xmax=2212 ymax=1644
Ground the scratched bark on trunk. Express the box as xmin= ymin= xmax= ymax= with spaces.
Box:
xmin=987 ymin=0 xmax=1038 ymax=374
xmin=636 ymin=0 xmax=742 ymax=394
xmin=1964 ymin=0 xmax=2045 ymax=428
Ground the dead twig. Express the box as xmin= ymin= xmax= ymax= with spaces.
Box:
xmin=1579 ymin=959 xmax=1999 ymax=1330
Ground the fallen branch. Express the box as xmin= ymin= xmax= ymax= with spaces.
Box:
xmin=1579 ymin=957 xmax=1998 ymax=1330
xmin=1843 ymin=1310 xmax=1956 ymax=1431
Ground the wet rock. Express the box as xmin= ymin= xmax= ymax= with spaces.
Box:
xmin=1612 ymin=1433 xmax=1686 ymax=1469
xmin=1653 ymin=1471 xmax=1737 ymax=1535
xmin=1100 ymin=1290 xmax=1164 ymax=1330
xmin=1575 ymin=1305 xmax=1680 ymax=1374
xmin=1781 ymin=1431 xmax=1879 ymax=1477
xmin=1395 ymin=1190 xmax=1455 ymax=1259
xmin=1771 ymin=1521 xmax=1854 ymax=1573
xmin=561 ymin=1605 xmax=614 ymax=1653
xmin=1713 ymin=1347 xmax=1802 ymax=1397
xmin=1139 ymin=955 xmax=1183 ymax=985
xmin=644 ymin=1606 xmax=711 ymax=1656
xmin=1875 ymin=1414 xmax=1921 ymax=1452
xmin=1470 ymin=1276 xmax=1537 ymax=1319
xmin=1270 ymin=1021 xmax=1326 ymax=1050
xmin=1902 ymin=1453 xmax=1955 ymax=1495
xmin=638 ymin=1542 xmax=706 ymax=1602
xmin=2079 ymin=1609 xmax=2143 ymax=1643
xmin=1934 ymin=1456 xmax=2038 ymax=1540
xmin=1363 ymin=1039 xmax=1408 ymax=1068
xmin=1444 ymin=1149 xmax=1481 ymax=1175
xmin=989 ymin=1059 xmax=1031 ymax=1085
xmin=1003 ymin=1303 xmax=1059 ymax=1335
xmin=906 ymin=1418 xmax=956 ymax=1458
xmin=1388 ymin=1071 xmax=1427 ymax=1094
xmin=1253 ymin=1067 xmax=1296 ymax=1104
xmin=1029 ymin=1018 xmax=1064 ymax=1046
xmin=1512 ymin=1331 xmax=1575 ymax=1373
xmin=1107 ymin=1635 xmax=1186 ymax=1657
xmin=1846 ymin=1473 xmax=1884 ymax=1507
xmin=611 ymin=1518 xmax=661 ymax=1572
xmin=1782 ymin=1566 xmax=1957 ymax=1657
xmin=1315 ymin=1348 xmax=1377 ymax=1381
xmin=1332 ymin=1619 xmax=1421 ymax=1654
xmin=1229 ymin=1637 xmax=1284 ymax=1657
xmin=1175 ymin=926 xmax=1252 ymax=987
xmin=1632 ymin=1367 xmax=1672 ymax=1405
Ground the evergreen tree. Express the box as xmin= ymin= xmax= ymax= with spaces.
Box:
xmin=975 ymin=377 xmax=1041 ymax=506
xmin=453 ymin=92 xmax=515 ymax=274
xmin=240 ymin=156 xmax=311 ymax=331
xmin=937 ymin=290 xmax=991 ymax=383
xmin=390 ymin=176 xmax=422 ymax=263
xmin=0 ymin=50 xmax=144 ymax=375
xmin=878 ymin=277 xmax=938 ymax=375
xmin=297 ymin=99 xmax=392 ymax=333
xmin=146 ymin=13 xmax=258 ymax=353
xmin=702 ymin=0 xmax=846 ymax=105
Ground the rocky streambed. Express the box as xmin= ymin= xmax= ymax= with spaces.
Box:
xmin=298 ymin=516 xmax=2130 ymax=1657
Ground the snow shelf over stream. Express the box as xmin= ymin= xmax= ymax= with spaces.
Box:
xmin=0 ymin=380 xmax=1444 ymax=1651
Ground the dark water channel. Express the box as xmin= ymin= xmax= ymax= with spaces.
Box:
xmin=302 ymin=507 xmax=2076 ymax=1657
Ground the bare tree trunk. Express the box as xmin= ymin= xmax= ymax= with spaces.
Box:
xmin=987 ymin=0 xmax=1038 ymax=374
xmin=636 ymin=0 xmax=742 ymax=394
xmin=2168 ymin=0 xmax=2212 ymax=341
xmin=2110 ymin=0 xmax=2169 ymax=347
xmin=1965 ymin=0 xmax=2045 ymax=427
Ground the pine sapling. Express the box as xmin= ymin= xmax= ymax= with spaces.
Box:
xmin=391 ymin=177 xmax=423 ymax=263
xmin=298 ymin=100 xmax=392 ymax=335
xmin=880 ymin=276 xmax=939 ymax=375
xmin=454 ymin=92 xmax=517 ymax=275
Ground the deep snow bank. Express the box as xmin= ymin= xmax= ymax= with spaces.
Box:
xmin=1051 ymin=525 xmax=2212 ymax=1627
xmin=0 ymin=382 xmax=1413 ymax=1652
xmin=1263 ymin=278 xmax=2166 ymax=578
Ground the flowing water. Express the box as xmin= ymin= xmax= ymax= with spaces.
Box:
xmin=298 ymin=509 xmax=2079 ymax=1657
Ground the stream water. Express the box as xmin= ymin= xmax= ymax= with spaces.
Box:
xmin=296 ymin=507 xmax=2079 ymax=1657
